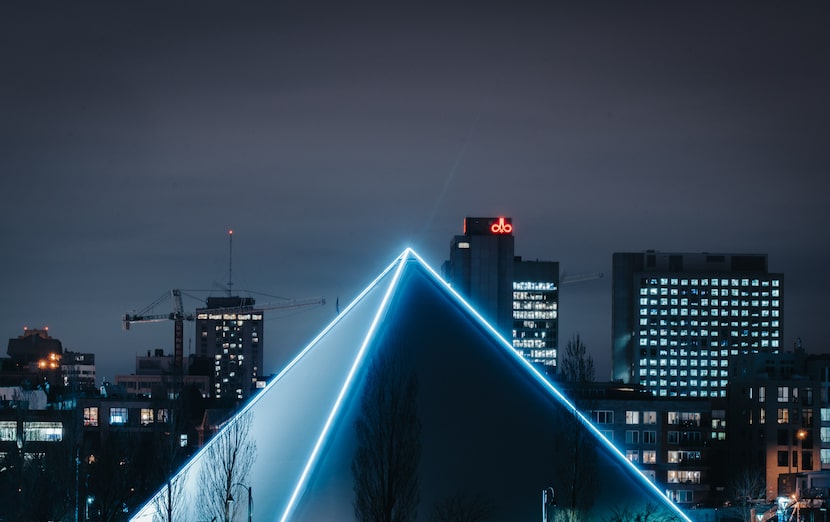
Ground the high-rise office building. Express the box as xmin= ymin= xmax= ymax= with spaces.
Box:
xmin=195 ymin=297 xmax=264 ymax=401
xmin=513 ymin=259 xmax=559 ymax=369
xmin=443 ymin=217 xmax=559 ymax=373
xmin=612 ymin=251 xmax=783 ymax=398
xmin=444 ymin=217 xmax=515 ymax=335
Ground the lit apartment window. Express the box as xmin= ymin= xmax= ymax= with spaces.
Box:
xmin=23 ymin=422 xmax=62 ymax=442
xmin=777 ymin=409 xmax=789 ymax=424
xmin=643 ymin=450 xmax=657 ymax=464
xmin=109 ymin=407 xmax=128 ymax=425
xmin=667 ymin=470 xmax=700 ymax=484
xmin=643 ymin=411 xmax=657 ymax=424
xmin=626 ymin=411 xmax=640 ymax=424
xmin=83 ymin=407 xmax=99 ymax=427
xmin=0 ymin=421 xmax=17 ymax=441
xmin=626 ymin=450 xmax=639 ymax=463
xmin=140 ymin=409 xmax=154 ymax=425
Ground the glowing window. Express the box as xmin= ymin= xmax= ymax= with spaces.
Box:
xmin=109 ymin=407 xmax=128 ymax=425
xmin=23 ymin=422 xmax=63 ymax=442
xmin=0 ymin=421 xmax=17 ymax=441
xmin=83 ymin=407 xmax=99 ymax=427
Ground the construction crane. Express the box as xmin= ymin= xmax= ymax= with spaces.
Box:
xmin=560 ymin=272 xmax=604 ymax=285
xmin=123 ymin=289 xmax=325 ymax=380
xmin=123 ymin=289 xmax=193 ymax=377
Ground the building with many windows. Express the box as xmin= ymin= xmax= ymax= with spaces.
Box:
xmin=612 ymin=251 xmax=783 ymax=398
xmin=196 ymin=297 xmax=265 ymax=401
xmin=442 ymin=217 xmax=560 ymax=373
xmin=563 ymin=381 xmax=724 ymax=508
xmin=727 ymin=346 xmax=830 ymax=501
xmin=512 ymin=259 xmax=559 ymax=369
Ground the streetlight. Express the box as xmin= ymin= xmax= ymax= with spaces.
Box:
xmin=542 ymin=487 xmax=555 ymax=522
xmin=228 ymin=483 xmax=252 ymax=522
xmin=795 ymin=429 xmax=808 ymax=495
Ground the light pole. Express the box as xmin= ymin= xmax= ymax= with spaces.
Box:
xmin=228 ymin=483 xmax=252 ymax=522
xmin=795 ymin=429 xmax=807 ymax=495
xmin=542 ymin=487 xmax=555 ymax=522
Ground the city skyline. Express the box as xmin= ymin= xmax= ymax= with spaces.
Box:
xmin=2 ymin=2 xmax=828 ymax=383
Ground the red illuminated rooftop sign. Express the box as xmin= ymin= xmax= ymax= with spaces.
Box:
xmin=490 ymin=217 xmax=512 ymax=234
xmin=463 ymin=216 xmax=513 ymax=236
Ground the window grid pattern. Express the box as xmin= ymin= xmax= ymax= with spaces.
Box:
xmin=634 ymin=275 xmax=782 ymax=397
xmin=512 ymin=281 xmax=558 ymax=368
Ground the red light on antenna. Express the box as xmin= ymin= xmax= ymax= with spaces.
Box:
xmin=228 ymin=229 xmax=233 ymax=235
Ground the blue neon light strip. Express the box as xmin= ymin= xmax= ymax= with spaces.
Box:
xmin=130 ymin=251 xmax=406 ymax=521
xmin=408 ymin=249 xmax=692 ymax=522
xmin=279 ymin=249 xmax=410 ymax=522
xmin=134 ymin=248 xmax=691 ymax=521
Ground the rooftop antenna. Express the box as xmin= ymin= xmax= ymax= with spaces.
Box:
xmin=228 ymin=229 xmax=233 ymax=297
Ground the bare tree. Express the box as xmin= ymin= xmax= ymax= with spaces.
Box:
xmin=86 ymin=431 xmax=150 ymax=522
xmin=198 ymin=410 xmax=256 ymax=522
xmin=729 ymin=468 xmax=766 ymax=522
xmin=352 ymin=349 xmax=421 ymax=522
xmin=605 ymin=503 xmax=681 ymax=522
xmin=552 ymin=508 xmax=587 ymax=522
xmin=430 ymin=490 xmax=493 ymax=522
xmin=152 ymin=406 xmax=192 ymax=522
xmin=559 ymin=334 xmax=595 ymax=383
xmin=552 ymin=418 xmax=597 ymax=514
xmin=153 ymin=469 xmax=188 ymax=522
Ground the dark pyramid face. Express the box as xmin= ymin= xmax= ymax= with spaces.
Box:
xmin=132 ymin=250 xmax=688 ymax=522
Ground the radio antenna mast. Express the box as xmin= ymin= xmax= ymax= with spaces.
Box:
xmin=227 ymin=229 xmax=233 ymax=297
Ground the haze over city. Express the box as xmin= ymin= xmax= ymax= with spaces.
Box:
xmin=2 ymin=1 xmax=828 ymax=383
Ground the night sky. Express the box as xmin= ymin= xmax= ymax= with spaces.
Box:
xmin=2 ymin=2 xmax=828 ymax=383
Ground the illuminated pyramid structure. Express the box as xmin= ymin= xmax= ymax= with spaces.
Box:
xmin=132 ymin=249 xmax=690 ymax=522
